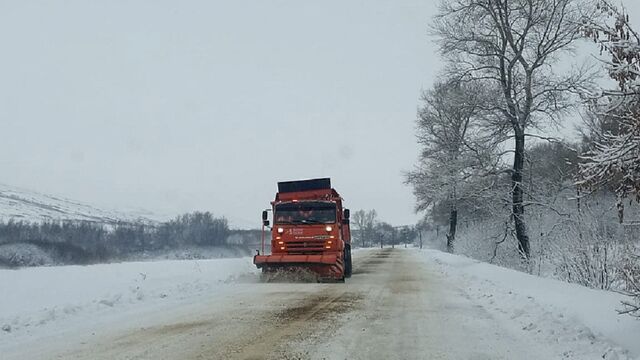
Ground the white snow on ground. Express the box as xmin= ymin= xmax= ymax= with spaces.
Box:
xmin=1 ymin=248 xmax=639 ymax=359
xmin=422 ymin=249 xmax=640 ymax=359
xmin=0 ymin=257 xmax=260 ymax=348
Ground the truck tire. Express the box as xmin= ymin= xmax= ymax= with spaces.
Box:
xmin=344 ymin=245 xmax=352 ymax=278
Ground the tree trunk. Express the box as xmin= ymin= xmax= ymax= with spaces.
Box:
xmin=512 ymin=131 xmax=530 ymax=258
xmin=446 ymin=208 xmax=457 ymax=253
xmin=616 ymin=194 xmax=625 ymax=224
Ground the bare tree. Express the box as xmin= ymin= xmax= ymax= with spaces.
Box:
xmin=406 ymin=80 xmax=501 ymax=253
xmin=350 ymin=209 xmax=378 ymax=247
xmin=433 ymin=0 xmax=595 ymax=258
xmin=374 ymin=222 xmax=395 ymax=249
xmin=363 ymin=210 xmax=378 ymax=247
xmin=351 ymin=210 xmax=367 ymax=248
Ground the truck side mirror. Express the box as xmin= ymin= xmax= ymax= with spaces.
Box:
xmin=343 ymin=209 xmax=350 ymax=225
xmin=262 ymin=210 xmax=270 ymax=227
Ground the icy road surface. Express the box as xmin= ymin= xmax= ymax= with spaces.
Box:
xmin=2 ymin=248 xmax=636 ymax=360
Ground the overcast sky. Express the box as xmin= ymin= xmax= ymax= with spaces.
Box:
xmin=1 ymin=1 xmax=638 ymax=228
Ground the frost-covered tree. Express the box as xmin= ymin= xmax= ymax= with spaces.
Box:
xmin=351 ymin=210 xmax=367 ymax=248
xmin=526 ymin=141 xmax=580 ymax=197
xmin=433 ymin=0 xmax=595 ymax=258
xmin=397 ymin=226 xmax=418 ymax=247
xmin=406 ymin=80 xmax=501 ymax=253
xmin=579 ymin=0 xmax=640 ymax=224
xmin=374 ymin=222 xmax=396 ymax=249
xmin=579 ymin=0 xmax=640 ymax=317
xmin=350 ymin=209 xmax=378 ymax=248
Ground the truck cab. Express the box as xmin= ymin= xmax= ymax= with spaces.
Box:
xmin=254 ymin=178 xmax=352 ymax=281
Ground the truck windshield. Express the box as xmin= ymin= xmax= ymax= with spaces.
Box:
xmin=274 ymin=201 xmax=336 ymax=224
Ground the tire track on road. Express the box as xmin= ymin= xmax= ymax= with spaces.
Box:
xmin=205 ymin=250 xmax=389 ymax=360
xmin=216 ymin=291 xmax=362 ymax=360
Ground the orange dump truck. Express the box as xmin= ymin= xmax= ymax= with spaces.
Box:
xmin=254 ymin=178 xmax=352 ymax=282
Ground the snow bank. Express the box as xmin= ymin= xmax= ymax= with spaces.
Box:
xmin=422 ymin=249 xmax=640 ymax=359
xmin=0 ymin=257 xmax=260 ymax=338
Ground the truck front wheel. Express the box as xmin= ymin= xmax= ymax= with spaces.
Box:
xmin=344 ymin=245 xmax=352 ymax=278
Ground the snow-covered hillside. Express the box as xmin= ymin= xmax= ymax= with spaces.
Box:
xmin=0 ymin=183 xmax=157 ymax=224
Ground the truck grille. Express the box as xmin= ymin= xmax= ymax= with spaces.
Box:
xmin=287 ymin=240 xmax=325 ymax=254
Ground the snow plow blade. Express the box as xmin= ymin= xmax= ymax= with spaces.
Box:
xmin=254 ymin=253 xmax=338 ymax=265
xmin=253 ymin=253 xmax=344 ymax=281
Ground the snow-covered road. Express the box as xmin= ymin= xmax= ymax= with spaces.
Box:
xmin=2 ymin=248 xmax=638 ymax=359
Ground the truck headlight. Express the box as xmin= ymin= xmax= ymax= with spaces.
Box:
xmin=325 ymin=226 xmax=332 ymax=232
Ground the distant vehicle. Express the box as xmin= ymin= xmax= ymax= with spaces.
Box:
xmin=254 ymin=178 xmax=352 ymax=282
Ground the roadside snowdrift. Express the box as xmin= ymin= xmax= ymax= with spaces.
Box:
xmin=0 ymin=257 xmax=260 ymax=339
xmin=422 ymin=249 xmax=640 ymax=359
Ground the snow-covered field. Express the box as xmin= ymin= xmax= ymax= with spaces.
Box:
xmin=0 ymin=256 xmax=260 ymax=354
xmin=1 ymin=248 xmax=638 ymax=359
